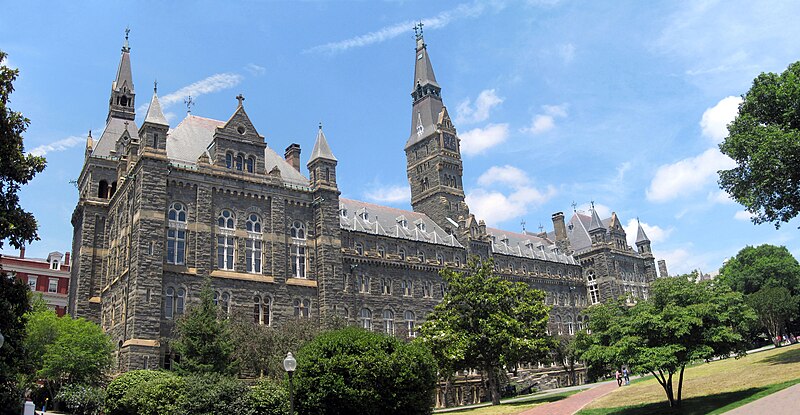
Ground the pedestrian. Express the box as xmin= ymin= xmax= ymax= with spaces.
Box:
xmin=615 ymin=369 xmax=622 ymax=387
xmin=623 ymin=368 xmax=630 ymax=385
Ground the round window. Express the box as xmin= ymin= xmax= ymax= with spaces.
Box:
xmin=237 ymin=125 xmax=246 ymax=135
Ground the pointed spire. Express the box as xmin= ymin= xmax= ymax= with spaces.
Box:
xmin=588 ymin=202 xmax=605 ymax=231
xmin=308 ymin=123 xmax=337 ymax=164
xmin=635 ymin=219 xmax=650 ymax=243
xmin=412 ymin=21 xmax=439 ymax=92
xmin=143 ymin=86 xmax=169 ymax=126
xmin=113 ymin=28 xmax=134 ymax=94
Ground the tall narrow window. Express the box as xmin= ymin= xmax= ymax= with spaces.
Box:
xmin=293 ymin=298 xmax=310 ymax=318
xmin=217 ymin=209 xmax=236 ymax=270
xmin=27 ymin=275 xmax=37 ymax=291
xmin=176 ymin=288 xmax=186 ymax=315
xmin=226 ymin=152 xmax=233 ymax=169
xmin=383 ymin=309 xmax=395 ymax=335
xmin=355 ymin=243 xmax=363 ymax=255
xmin=246 ymin=156 xmax=255 ymax=173
xmin=254 ymin=296 xmax=271 ymax=325
xmin=221 ymin=292 xmax=230 ymax=316
xmin=356 ymin=275 xmax=370 ymax=293
xmin=404 ymin=311 xmax=416 ymax=337
xmin=235 ymin=154 xmax=243 ymax=171
xmin=153 ymin=133 xmax=160 ymax=149
xmin=246 ymin=213 xmax=262 ymax=274
xmin=422 ymin=281 xmax=431 ymax=298
xmin=360 ymin=308 xmax=372 ymax=330
xmin=290 ymin=221 xmax=307 ymax=278
xmin=48 ymin=278 xmax=58 ymax=293
xmin=587 ymin=271 xmax=600 ymax=305
xmin=164 ymin=287 xmax=175 ymax=319
xmin=167 ymin=202 xmax=187 ymax=264
xmin=401 ymin=279 xmax=413 ymax=297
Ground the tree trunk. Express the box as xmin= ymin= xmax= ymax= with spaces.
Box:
xmin=676 ymin=365 xmax=685 ymax=407
xmin=486 ymin=368 xmax=501 ymax=405
xmin=665 ymin=372 xmax=675 ymax=407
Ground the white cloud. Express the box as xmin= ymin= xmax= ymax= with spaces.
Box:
xmin=159 ymin=73 xmax=243 ymax=108
xmin=623 ymin=219 xmax=672 ymax=248
xmin=700 ymin=96 xmax=742 ymax=143
xmin=364 ymin=185 xmax=410 ymax=204
xmin=467 ymin=165 xmax=556 ymax=226
xmin=707 ymin=190 xmax=734 ymax=205
xmin=575 ymin=202 xmax=611 ymax=218
xmin=558 ymin=43 xmax=576 ymax=63
xmin=244 ymin=63 xmax=266 ymax=76
xmin=455 ymin=89 xmax=503 ymax=125
xmin=521 ymin=104 xmax=568 ymax=135
xmin=646 ymin=148 xmax=736 ymax=202
xmin=305 ymin=1 xmax=502 ymax=54
xmin=459 ymin=123 xmax=509 ymax=155
xmin=654 ymin=246 xmax=715 ymax=276
xmin=734 ymin=210 xmax=755 ymax=221
xmin=29 ymin=135 xmax=85 ymax=157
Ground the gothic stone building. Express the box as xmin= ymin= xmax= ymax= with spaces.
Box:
xmin=67 ymin=32 xmax=653 ymax=373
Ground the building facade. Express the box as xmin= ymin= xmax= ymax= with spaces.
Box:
xmin=3 ymin=248 xmax=71 ymax=316
xmin=67 ymin=30 xmax=665 ymax=374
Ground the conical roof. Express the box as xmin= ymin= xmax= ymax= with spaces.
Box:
xmin=143 ymin=90 xmax=169 ymax=126
xmin=112 ymin=44 xmax=134 ymax=93
xmin=635 ymin=221 xmax=650 ymax=243
xmin=412 ymin=34 xmax=439 ymax=91
xmin=308 ymin=124 xmax=337 ymax=165
xmin=588 ymin=207 xmax=605 ymax=232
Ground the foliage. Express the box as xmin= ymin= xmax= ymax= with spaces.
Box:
xmin=105 ymin=370 xmax=172 ymax=415
xmin=718 ymin=61 xmax=800 ymax=228
xmin=172 ymin=282 xmax=237 ymax=375
xmin=578 ymin=274 xmax=756 ymax=408
xmin=294 ymin=326 xmax=437 ymax=415
xmin=0 ymin=273 xmax=31 ymax=415
xmin=552 ymin=334 xmax=581 ymax=386
xmin=181 ymin=373 xmax=249 ymax=415
xmin=23 ymin=308 xmax=113 ymax=402
xmin=55 ymin=384 xmax=105 ymax=415
xmin=418 ymin=258 xmax=553 ymax=405
xmin=747 ymin=287 xmax=798 ymax=346
xmin=0 ymin=50 xmax=46 ymax=250
xmin=242 ymin=379 xmax=290 ymax=415
xmin=231 ymin=313 xmax=323 ymax=378
xmin=116 ymin=371 xmax=185 ymax=415
xmin=718 ymin=244 xmax=800 ymax=295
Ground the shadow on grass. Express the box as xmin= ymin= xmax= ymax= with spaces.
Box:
xmin=760 ymin=347 xmax=800 ymax=365
xmin=578 ymin=387 xmax=766 ymax=415
xmin=445 ymin=394 xmax=571 ymax=414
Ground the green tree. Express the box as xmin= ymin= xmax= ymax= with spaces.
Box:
xmin=0 ymin=50 xmax=46 ymax=250
xmin=718 ymin=61 xmax=800 ymax=228
xmin=294 ymin=327 xmax=437 ymax=415
xmin=579 ymin=274 xmax=755 ymax=408
xmin=418 ymin=258 xmax=553 ymax=405
xmin=0 ymin=275 xmax=31 ymax=414
xmin=748 ymin=286 xmax=798 ymax=346
xmin=171 ymin=282 xmax=237 ymax=375
xmin=552 ymin=334 xmax=581 ymax=387
xmin=718 ymin=244 xmax=800 ymax=295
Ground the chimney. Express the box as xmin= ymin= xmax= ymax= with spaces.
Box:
xmin=658 ymin=260 xmax=669 ymax=278
xmin=65 ymin=252 xmax=71 ymax=265
xmin=551 ymin=211 xmax=571 ymax=254
xmin=284 ymin=143 xmax=301 ymax=172
xmin=20 ymin=246 xmax=25 ymax=259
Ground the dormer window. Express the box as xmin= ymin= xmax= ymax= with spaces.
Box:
xmin=397 ymin=216 xmax=408 ymax=228
xmin=414 ymin=220 xmax=426 ymax=231
xmin=50 ymin=260 xmax=60 ymax=270
xmin=358 ymin=208 xmax=368 ymax=221
xmin=340 ymin=208 xmax=348 ymax=218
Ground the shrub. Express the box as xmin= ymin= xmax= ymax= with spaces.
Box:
xmin=105 ymin=370 xmax=172 ymax=415
xmin=181 ymin=373 xmax=249 ymax=415
xmin=242 ymin=379 xmax=290 ymax=415
xmin=294 ymin=327 xmax=437 ymax=415
xmin=122 ymin=372 xmax=185 ymax=415
xmin=56 ymin=384 xmax=105 ymax=415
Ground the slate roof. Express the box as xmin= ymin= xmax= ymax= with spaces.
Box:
xmin=92 ymin=117 xmax=140 ymax=157
xmin=165 ymin=114 xmax=309 ymax=187
xmin=112 ymin=50 xmax=134 ymax=93
xmin=635 ymin=222 xmax=650 ymax=243
xmin=308 ymin=126 xmax=337 ymax=163
xmin=339 ymin=198 xmax=462 ymax=248
xmin=406 ymin=37 xmax=445 ymax=150
xmin=143 ymin=92 xmax=169 ymax=126
xmin=486 ymin=227 xmax=578 ymax=265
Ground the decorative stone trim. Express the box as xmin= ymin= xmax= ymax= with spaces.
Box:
xmin=122 ymin=338 xmax=160 ymax=347
xmin=286 ymin=278 xmax=317 ymax=287
xmin=163 ymin=264 xmax=198 ymax=275
xmin=89 ymin=296 xmax=101 ymax=304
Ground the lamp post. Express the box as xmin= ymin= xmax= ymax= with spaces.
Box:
xmin=0 ymin=330 xmax=4 ymax=349
xmin=283 ymin=351 xmax=297 ymax=415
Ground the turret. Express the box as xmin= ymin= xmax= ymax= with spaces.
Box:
xmin=107 ymin=28 xmax=136 ymax=123
xmin=139 ymin=82 xmax=169 ymax=152
xmin=307 ymin=124 xmax=337 ymax=190
xmin=635 ymin=220 xmax=653 ymax=257
xmin=588 ymin=204 xmax=606 ymax=245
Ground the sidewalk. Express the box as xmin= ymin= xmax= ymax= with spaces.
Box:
xmin=516 ymin=381 xmax=618 ymax=415
xmin=724 ymin=383 xmax=800 ymax=415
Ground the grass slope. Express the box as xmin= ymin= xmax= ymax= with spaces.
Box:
xmin=578 ymin=344 xmax=800 ymax=415
xmin=441 ymin=390 xmax=578 ymax=415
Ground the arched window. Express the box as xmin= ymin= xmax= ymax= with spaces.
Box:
xmin=235 ymin=154 xmax=243 ymax=171
xmin=176 ymin=288 xmax=186 ymax=315
xmin=246 ymin=156 xmax=255 ymax=173
xmin=556 ymin=315 xmax=563 ymax=335
xmin=246 ymin=213 xmax=262 ymax=274
xmin=221 ymin=292 xmax=230 ymax=316
xmin=254 ymin=295 xmax=271 ymax=325
xmin=355 ymin=243 xmax=363 ymax=255
xmin=436 ymin=253 xmax=444 ymax=265
xmin=587 ymin=271 xmax=600 ymax=305
xmin=383 ymin=309 xmax=395 ymax=335
xmin=398 ymin=248 xmax=406 ymax=260
xmin=377 ymin=245 xmax=385 ymax=258
xmin=226 ymin=152 xmax=233 ymax=169
xmin=401 ymin=279 xmax=413 ymax=297
xmin=360 ymin=308 xmax=372 ymax=330
xmin=217 ymin=210 xmax=236 ymax=270
xmin=293 ymin=298 xmax=311 ymax=318
xmin=164 ymin=287 xmax=175 ymax=321
xmin=566 ymin=315 xmax=574 ymax=335
xmin=290 ymin=221 xmax=307 ymax=278
xmin=167 ymin=202 xmax=187 ymax=265
xmin=422 ymin=281 xmax=432 ymax=298
xmin=417 ymin=250 xmax=425 ymax=262
xmin=404 ymin=311 xmax=416 ymax=337
xmin=98 ymin=180 xmax=109 ymax=199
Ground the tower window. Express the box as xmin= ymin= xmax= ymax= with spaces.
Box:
xmin=153 ymin=133 xmax=159 ymax=149
xmin=290 ymin=221 xmax=307 ymax=278
xmin=246 ymin=156 xmax=255 ymax=173
xmin=226 ymin=153 xmax=233 ymax=169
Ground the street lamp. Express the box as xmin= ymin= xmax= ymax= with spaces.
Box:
xmin=0 ymin=330 xmax=4 ymax=349
xmin=283 ymin=351 xmax=297 ymax=415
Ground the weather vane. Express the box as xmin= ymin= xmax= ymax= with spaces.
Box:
xmin=184 ymin=95 xmax=194 ymax=114
xmin=571 ymin=201 xmax=577 ymax=212
xmin=123 ymin=27 xmax=131 ymax=52
xmin=520 ymin=219 xmax=526 ymax=232
xmin=538 ymin=223 xmax=544 ymax=233
xmin=413 ymin=21 xmax=424 ymax=41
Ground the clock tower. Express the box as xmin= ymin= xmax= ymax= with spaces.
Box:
xmin=405 ymin=26 xmax=469 ymax=237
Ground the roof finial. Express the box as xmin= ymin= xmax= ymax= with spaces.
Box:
xmin=122 ymin=27 xmax=131 ymax=52
xmin=154 ymin=79 xmax=158 ymax=94
xmin=571 ymin=201 xmax=577 ymax=212
xmin=520 ymin=219 xmax=526 ymax=232
xmin=184 ymin=95 xmax=194 ymax=114
xmin=88 ymin=129 xmax=92 ymax=138
xmin=414 ymin=21 xmax=424 ymax=42
xmin=319 ymin=121 xmax=323 ymax=130
xmin=636 ymin=216 xmax=640 ymax=224
xmin=236 ymin=93 xmax=245 ymax=107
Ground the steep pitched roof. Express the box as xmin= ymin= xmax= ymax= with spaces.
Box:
xmin=588 ymin=207 xmax=605 ymax=232
xmin=412 ymin=35 xmax=439 ymax=91
xmin=486 ymin=227 xmax=577 ymax=265
xmin=308 ymin=125 xmax=337 ymax=164
xmin=636 ymin=221 xmax=650 ymax=243
xmin=92 ymin=118 xmax=140 ymax=157
xmin=112 ymin=48 xmax=134 ymax=94
xmin=143 ymin=91 xmax=169 ymax=126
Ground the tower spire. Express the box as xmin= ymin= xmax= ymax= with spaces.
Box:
xmin=107 ymin=27 xmax=136 ymax=122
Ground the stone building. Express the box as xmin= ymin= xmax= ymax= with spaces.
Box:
xmin=69 ymin=29 xmax=603 ymax=373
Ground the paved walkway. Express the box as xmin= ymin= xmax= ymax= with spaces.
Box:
xmin=516 ymin=380 xmax=618 ymax=415
xmin=724 ymin=383 xmax=800 ymax=415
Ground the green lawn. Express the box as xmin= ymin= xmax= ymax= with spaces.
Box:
xmin=439 ymin=390 xmax=579 ymax=415
xmin=577 ymin=344 xmax=800 ymax=415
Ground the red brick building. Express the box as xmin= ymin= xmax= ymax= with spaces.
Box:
xmin=1 ymin=248 xmax=71 ymax=316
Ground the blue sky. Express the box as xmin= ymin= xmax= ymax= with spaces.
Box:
xmin=3 ymin=0 xmax=800 ymax=275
